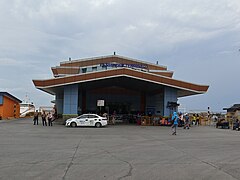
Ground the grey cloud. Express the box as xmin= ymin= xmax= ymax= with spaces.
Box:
xmin=0 ymin=0 xmax=240 ymax=110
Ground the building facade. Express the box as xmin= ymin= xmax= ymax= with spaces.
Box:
xmin=33 ymin=55 xmax=209 ymax=120
xmin=223 ymin=104 xmax=240 ymax=122
xmin=0 ymin=92 xmax=22 ymax=119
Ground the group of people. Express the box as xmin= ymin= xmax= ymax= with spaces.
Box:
xmin=171 ymin=112 xmax=192 ymax=135
xmin=33 ymin=110 xmax=54 ymax=126
xmin=191 ymin=114 xmax=200 ymax=126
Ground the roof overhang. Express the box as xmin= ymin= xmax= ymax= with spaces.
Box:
xmin=33 ymin=68 xmax=209 ymax=97
xmin=0 ymin=92 xmax=22 ymax=103
xmin=52 ymin=55 xmax=168 ymax=77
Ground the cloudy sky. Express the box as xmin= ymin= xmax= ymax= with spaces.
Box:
xmin=0 ymin=0 xmax=240 ymax=112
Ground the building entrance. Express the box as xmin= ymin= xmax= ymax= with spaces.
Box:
xmin=107 ymin=102 xmax=131 ymax=115
xmin=105 ymin=102 xmax=135 ymax=124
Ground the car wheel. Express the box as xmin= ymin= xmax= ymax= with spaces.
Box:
xmin=95 ymin=122 xmax=102 ymax=128
xmin=70 ymin=122 xmax=77 ymax=127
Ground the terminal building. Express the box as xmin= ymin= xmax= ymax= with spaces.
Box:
xmin=33 ymin=55 xmax=209 ymax=120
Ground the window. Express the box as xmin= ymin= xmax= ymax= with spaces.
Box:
xmin=0 ymin=96 xmax=3 ymax=105
xmin=102 ymin=66 xmax=107 ymax=70
xmin=92 ymin=66 xmax=97 ymax=71
xmin=88 ymin=115 xmax=98 ymax=118
xmin=82 ymin=68 xmax=87 ymax=73
xmin=78 ymin=115 xmax=88 ymax=119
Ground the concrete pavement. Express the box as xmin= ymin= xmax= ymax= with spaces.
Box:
xmin=0 ymin=118 xmax=240 ymax=180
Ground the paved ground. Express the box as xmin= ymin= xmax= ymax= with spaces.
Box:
xmin=0 ymin=118 xmax=240 ymax=180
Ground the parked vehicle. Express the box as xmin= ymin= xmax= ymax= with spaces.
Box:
xmin=216 ymin=119 xmax=229 ymax=129
xmin=65 ymin=114 xmax=107 ymax=128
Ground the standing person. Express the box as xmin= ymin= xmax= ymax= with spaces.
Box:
xmin=41 ymin=111 xmax=47 ymax=126
xmin=192 ymin=114 xmax=196 ymax=125
xmin=33 ymin=110 xmax=39 ymax=125
xmin=137 ymin=112 xmax=141 ymax=125
xmin=171 ymin=112 xmax=178 ymax=135
xmin=112 ymin=110 xmax=116 ymax=125
xmin=179 ymin=112 xmax=184 ymax=127
xmin=47 ymin=112 xmax=53 ymax=126
xmin=103 ymin=112 xmax=107 ymax=118
xmin=184 ymin=113 xmax=190 ymax=129
xmin=196 ymin=114 xmax=200 ymax=126
xmin=112 ymin=114 xmax=115 ymax=125
xmin=233 ymin=119 xmax=239 ymax=130
xmin=52 ymin=105 xmax=58 ymax=120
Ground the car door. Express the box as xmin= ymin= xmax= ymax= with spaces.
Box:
xmin=83 ymin=115 xmax=91 ymax=126
xmin=88 ymin=115 xmax=98 ymax=126
xmin=77 ymin=115 xmax=88 ymax=126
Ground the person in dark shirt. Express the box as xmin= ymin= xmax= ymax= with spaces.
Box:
xmin=184 ymin=113 xmax=190 ymax=129
xmin=33 ymin=110 xmax=39 ymax=125
xmin=47 ymin=112 xmax=53 ymax=126
xmin=41 ymin=111 xmax=47 ymax=126
xmin=233 ymin=119 xmax=239 ymax=130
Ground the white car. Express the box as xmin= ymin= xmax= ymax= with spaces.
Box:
xmin=65 ymin=114 xmax=107 ymax=128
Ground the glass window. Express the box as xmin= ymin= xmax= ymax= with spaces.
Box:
xmin=0 ymin=96 xmax=3 ymax=105
xmin=78 ymin=115 xmax=88 ymax=119
xmin=88 ymin=115 xmax=98 ymax=118
xmin=102 ymin=66 xmax=107 ymax=70
xmin=21 ymin=104 xmax=28 ymax=107
xmin=82 ymin=68 xmax=87 ymax=73
xmin=92 ymin=67 xmax=97 ymax=71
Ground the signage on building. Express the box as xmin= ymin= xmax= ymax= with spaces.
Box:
xmin=97 ymin=100 xmax=104 ymax=107
xmin=100 ymin=63 xmax=148 ymax=69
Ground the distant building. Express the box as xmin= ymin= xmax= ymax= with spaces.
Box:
xmin=223 ymin=104 xmax=240 ymax=121
xmin=0 ymin=92 xmax=22 ymax=119
xmin=33 ymin=55 xmax=209 ymax=120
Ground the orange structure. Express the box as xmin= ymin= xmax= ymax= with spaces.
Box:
xmin=0 ymin=92 xmax=22 ymax=119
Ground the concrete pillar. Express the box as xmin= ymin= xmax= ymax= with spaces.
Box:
xmin=63 ymin=84 xmax=78 ymax=120
xmin=163 ymin=87 xmax=178 ymax=117
xmin=55 ymin=93 xmax=63 ymax=114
